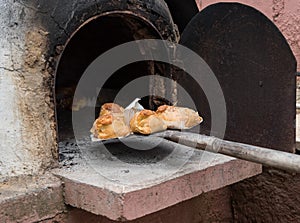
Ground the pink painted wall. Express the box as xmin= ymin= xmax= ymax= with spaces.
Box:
xmin=196 ymin=0 xmax=300 ymax=71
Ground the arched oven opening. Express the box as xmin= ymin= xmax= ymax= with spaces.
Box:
xmin=55 ymin=12 xmax=171 ymax=155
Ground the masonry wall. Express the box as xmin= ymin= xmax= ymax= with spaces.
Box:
xmin=41 ymin=187 xmax=233 ymax=223
xmin=0 ymin=1 xmax=57 ymax=181
xmin=232 ymin=168 xmax=300 ymax=222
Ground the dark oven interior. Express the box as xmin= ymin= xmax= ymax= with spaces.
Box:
xmin=55 ymin=13 xmax=167 ymax=144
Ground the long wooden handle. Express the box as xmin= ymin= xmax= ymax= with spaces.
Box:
xmin=153 ymin=130 xmax=300 ymax=173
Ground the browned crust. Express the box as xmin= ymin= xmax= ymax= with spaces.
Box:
xmin=101 ymin=103 xmax=124 ymax=113
xmin=97 ymin=114 xmax=113 ymax=125
xmin=156 ymin=105 xmax=171 ymax=113
xmin=139 ymin=109 xmax=155 ymax=116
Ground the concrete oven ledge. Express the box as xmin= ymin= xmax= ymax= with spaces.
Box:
xmin=54 ymin=137 xmax=262 ymax=221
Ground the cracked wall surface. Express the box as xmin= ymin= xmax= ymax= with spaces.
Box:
xmin=0 ymin=1 xmax=56 ymax=180
xmin=196 ymin=0 xmax=300 ymax=71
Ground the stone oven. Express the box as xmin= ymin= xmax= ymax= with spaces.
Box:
xmin=0 ymin=0 xmax=299 ymax=222
xmin=54 ymin=7 xmax=177 ymax=143
xmin=0 ymin=0 xmax=179 ymax=179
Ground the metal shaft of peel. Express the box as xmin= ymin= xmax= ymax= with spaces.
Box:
xmin=153 ymin=130 xmax=300 ymax=173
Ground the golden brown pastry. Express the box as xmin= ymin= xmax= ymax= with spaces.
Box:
xmin=156 ymin=105 xmax=203 ymax=129
xmin=90 ymin=114 xmax=130 ymax=140
xmin=99 ymin=103 xmax=124 ymax=116
xmin=130 ymin=110 xmax=167 ymax=135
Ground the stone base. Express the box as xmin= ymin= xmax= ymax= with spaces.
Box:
xmin=54 ymin=137 xmax=261 ymax=221
xmin=0 ymin=173 xmax=65 ymax=222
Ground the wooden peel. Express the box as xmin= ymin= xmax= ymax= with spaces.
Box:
xmin=153 ymin=130 xmax=300 ymax=173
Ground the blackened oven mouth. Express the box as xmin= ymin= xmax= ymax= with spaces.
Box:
xmin=55 ymin=13 xmax=172 ymax=164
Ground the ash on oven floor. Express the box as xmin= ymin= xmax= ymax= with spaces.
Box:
xmin=58 ymin=138 xmax=82 ymax=167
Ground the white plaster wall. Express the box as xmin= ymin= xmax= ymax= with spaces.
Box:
xmin=0 ymin=72 xmax=27 ymax=179
xmin=0 ymin=1 xmax=29 ymax=180
xmin=0 ymin=1 xmax=56 ymax=180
